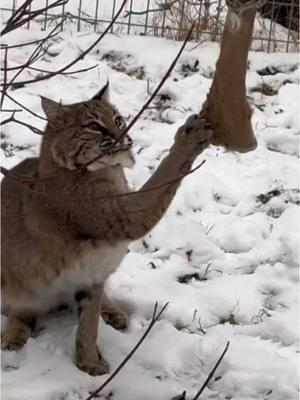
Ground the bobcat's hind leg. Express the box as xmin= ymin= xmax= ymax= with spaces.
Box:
xmin=75 ymin=285 xmax=110 ymax=376
xmin=101 ymin=292 xmax=129 ymax=331
xmin=1 ymin=313 xmax=35 ymax=351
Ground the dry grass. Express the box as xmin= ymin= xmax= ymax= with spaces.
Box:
xmin=151 ymin=0 xmax=226 ymax=41
xmin=251 ymin=82 xmax=278 ymax=96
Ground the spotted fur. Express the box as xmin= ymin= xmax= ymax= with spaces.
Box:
xmin=40 ymin=82 xmax=133 ymax=172
xmin=1 ymin=82 xmax=213 ymax=376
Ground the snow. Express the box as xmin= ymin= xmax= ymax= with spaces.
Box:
xmin=1 ymin=22 xmax=299 ymax=400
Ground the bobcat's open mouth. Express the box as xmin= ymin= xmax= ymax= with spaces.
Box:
xmin=109 ymin=134 xmax=133 ymax=154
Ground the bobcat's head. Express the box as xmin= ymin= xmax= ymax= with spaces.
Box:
xmin=40 ymin=83 xmax=134 ymax=171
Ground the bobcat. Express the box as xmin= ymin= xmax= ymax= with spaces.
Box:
xmin=1 ymin=82 xmax=213 ymax=375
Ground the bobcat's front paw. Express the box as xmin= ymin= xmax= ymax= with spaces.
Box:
xmin=102 ymin=309 xmax=129 ymax=331
xmin=76 ymin=348 xmax=110 ymax=376
xmin=1 ymin=317 xmax=33 ymax=351
xmin=177 ymin=114 xmax=213 ymax=152
xmin=77 ymin=357 xmax=110 ymax=376
xmin=1 ymin=327 xmax=31 ymax=351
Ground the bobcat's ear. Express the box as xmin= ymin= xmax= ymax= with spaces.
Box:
xmin=41 ymin=96 xmax=62 ymax=118
xmin=93 ymin=81 xmax=109 ymax=101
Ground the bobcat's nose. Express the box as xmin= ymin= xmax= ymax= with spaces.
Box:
xmin=115 ymin=134 xmax=132 ymax=150
xmin=123 ymin=135 xmax=132 ymax=149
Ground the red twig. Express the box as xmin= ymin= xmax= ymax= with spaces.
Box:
xmin=6 ymin=19 xmax=66 ymax=91
xmin=1 ymin=0 xmax=128 ymax=88
xmin=83 ymin=21 xmax=195 ymax=171
xmin=1 ymin=0 xmax=33 ymax=36
xmin=0 ymin=30 xmax=61 ymax=50
xmin=1 ymin=46 xmax=8 ymax=109
xmin=1 ymin=112 xmax=44 ymax=135
xmin=1 ymin=0 xmax=67 ymax=36
xmin=12 ymin=1 xmax=67 ymax=32
xmin=1 ymin=19 xmax=196 ymax=184
xmin=1 ymin=109 xmax=23 ymax=113
xmin=4 ymin=93 xmax=48 ymax=121
xmin=192 ymin=341 xmax=230 ymax=400
xmin=121 ymin=21 xmax=195 ymax=139
xmin=0 ymin=161 xmax=206 ymax=207
xmin=23 ymin=63 xmax=98 ymax=76
xmin=85 ymin=302 xmax=169 ymax=400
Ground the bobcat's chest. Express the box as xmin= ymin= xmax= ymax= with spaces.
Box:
xmin=34 ymin=241 xmax=129 ymax=312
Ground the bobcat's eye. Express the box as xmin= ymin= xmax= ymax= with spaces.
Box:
xmin=114 ymin=115 xmax=125 ymax=129
xmin=85 ymin=122 xmax=102 ymax=131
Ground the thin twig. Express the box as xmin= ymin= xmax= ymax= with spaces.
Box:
xmin=1 ymin=0 xmax=67 ymax=36
xmin=0 ymin=113 xmax=44 ymax=135
xmin=0 ymin=161 xmax=206 ymax=204
xmin=192 ymin=341 xmax=230 ymax=400
xmin=2 ymin=0 xmax=33 ymax=36
xmin=6 ymin=19 xmax=66 ymax=91
xmin=0 ymin=30 xmax=61 ymax=50
xmin=85 ymin=302 xmax=169 ymax=400
xmin=25 ymin=63 xmax=99 ymax=76
xmin=2 ymin=0 xmax=128 ymax=87
xmin=83 ymin=20 xmax=196 ymax=171
xmin=118 ymin=21 xmax=195 ymax=142
xmin=1 ymin=109 xmax=23 ymax=113
xmin=4 ymin=93 xmax=48 ymax=121
xmin=1 ymin=20 xmax=196 ymax=184
xmin=1 ymin=46 xmax=8 ymax=109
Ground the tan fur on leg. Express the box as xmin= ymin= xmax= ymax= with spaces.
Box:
xmin=1 ymin=313 xmax=35 ymax=351
xmin=101 ymin=292 xmax=129 ymax=331
xmin=76 ymin=285 xmax=109 ymax=376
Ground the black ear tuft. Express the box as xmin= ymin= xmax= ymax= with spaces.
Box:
xmin=93 ymin=81 xmax=109 ymax=101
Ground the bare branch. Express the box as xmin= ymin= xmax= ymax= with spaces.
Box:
xmin=1 ymin=0 xmax=68 ymax=36
xmin=2 ymin=0 xmax=128 ymax=88
xmin=2 ymin=63 xmax=98 ymax=76
xmin=27 ymin=63 xmax=98 ymax=76
xmin=1 ymin=46 xmax=8 ymax=109
xmin=4 ymin=93 xmax=48 ymax=121
xmin=0 ymin=160 xmax=206 ymax=206
xmin=2 ymin=0 xmax=33 ymax=36
xmin=1 ymin=109 xmax=23 ymax=113
xmin=192 ymin=341 xmax=230 ymax=400
xmin=85 ymin=302 xmax=169 ymax=400
xmin=83 ymin=20 xmax=196 ymax=171
xmin=0 ymin=113 xmax=44 ymax=135
xmin=0 ymin=30 xmax=61 ymax=50
xmin=1 ymin=20 xmax=195 ymax=185
xmin=5 ymin=17 xmax=66 ymax=92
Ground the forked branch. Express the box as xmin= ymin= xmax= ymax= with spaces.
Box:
xmin=85 ymin=302 xmax=169 ymax=400
xmin=1 ymin=21 xmax=196 ymax=186
xmin=71 ymin=21 xmax=196 ymax=171
xmin=1 ymin=0 xmax=68 ymax=36
xmin=0 ymin=0 xmax=128 ymax=88
xmin=192 ymin=341 xmax=230 ymax=399
xmin=1 ymin=112 xmax=44 ymax=135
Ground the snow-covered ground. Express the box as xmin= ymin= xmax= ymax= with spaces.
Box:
xmin=1 ymin=25 xmax=299 ymax=400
